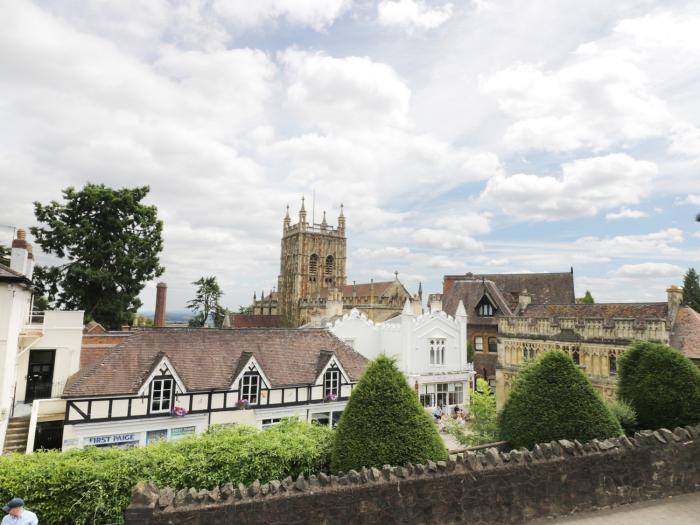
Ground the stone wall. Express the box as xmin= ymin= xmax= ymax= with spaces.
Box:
xmin=125 ymin=425 xmax=700 ymax=525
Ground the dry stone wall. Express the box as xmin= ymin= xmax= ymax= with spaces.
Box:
xmin=125 ymin=425 xmax=700 ymax=525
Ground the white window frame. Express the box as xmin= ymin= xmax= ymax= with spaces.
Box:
xmin=429 ymin=338 xmax=446 ymax=365
xmin=150 ymin=377 xmax=174 ymax=413
xmin=475 ymin=336 xmax=484 ymax=352
xmin=241 ymin=373 xmax=260 ymax=404
xmin=324 ymin=369 xmax=340 ymax=397
xmin=478 ymin=302 xmax=494 ymax=317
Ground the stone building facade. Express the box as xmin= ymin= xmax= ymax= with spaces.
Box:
xmin=496 ymin=286 xmax=700 ymax=406
xmin=245 ymin=200 xmax=414 ymax=327
xmin=440 ymin=271 xmax=576 ymax=388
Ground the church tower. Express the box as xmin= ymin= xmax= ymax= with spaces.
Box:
xmin=277 ymin=199 xmax=347 ymax=326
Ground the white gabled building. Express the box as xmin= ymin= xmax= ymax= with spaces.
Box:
xmin=0 ymin=229 xmax=84 ymax=454
xmin=329 ymin=299 xmax=475 ymax=412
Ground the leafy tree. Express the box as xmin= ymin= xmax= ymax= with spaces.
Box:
xmin=577 ymin=290 xmax=595 ymax=304
xmin=446 ymin=378 xmax=497 ymax=446
xmin=0 ymin=244 xmax=9 ymax=266
xmin=682 ymin=268 xmax=700 ymax=312
xmin=187 ymin=276 xmax=226 ymax=328
xmin=618 ymin=341 xmax=700 ymax=430
xmin=499 ymin=351 xmax=621 ymax=448
xmin=238 ymin=305 xmax=253 ymax=315
xmin=31 ymin=184 xmax=164 ymax=329
xmin=331 ymin=355 xmax=447 ymax=472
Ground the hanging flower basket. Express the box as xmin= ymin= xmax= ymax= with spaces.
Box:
xmin=170 ymin=406 xmax=188 ymax=417
xmin=325 ymin=393 xmax=338 ymax=402
xmin=237 ymin=399 xmax=249 ymax=410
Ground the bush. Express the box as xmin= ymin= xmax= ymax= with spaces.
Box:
xmin=617 ymin=341 xmax=700 ymax=430
xmin=331 ymin=355 xmax=447 ymax=472
xmin=605 ymin=398 xmax=638 ymax=434
xmin=0 ymin=418 xmax=332 ymax=524
xmin=499 ymin=351 xmax=622 ymax=448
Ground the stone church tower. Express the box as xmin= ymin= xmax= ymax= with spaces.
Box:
xmin=277 ymin=198 xmax=347 ymax=326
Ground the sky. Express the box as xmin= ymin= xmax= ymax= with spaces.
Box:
xmin=1 ymin=0 xmax=700 ymax=314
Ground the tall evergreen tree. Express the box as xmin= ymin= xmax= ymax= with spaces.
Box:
xmin=577 ymin=290 xmax=595 ymax=304
xmin=682 ymin=268 xmax=700 ymax=312
xmin=31 ymin=184 xmax=164 ymax=329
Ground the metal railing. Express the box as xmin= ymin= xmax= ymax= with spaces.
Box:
xmin=26 ymin=310 xmax=45 ymax=326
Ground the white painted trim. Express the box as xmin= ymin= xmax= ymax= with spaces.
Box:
xmin=230 ymin=355 xmax=271 ymax=390
xmin=315 ymin=355 xmax=350 ymax=386
xmin=137 ymin=356 xmax=187 ymax=396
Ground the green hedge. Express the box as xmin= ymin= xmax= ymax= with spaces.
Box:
xmin=618 ymin=341 xmax=700 ymax=430
xmin=0 ymin=419 xmax=333 ymax=525
xmin=331 ymin=355 xmax=447 ymax=472
xmin=499 ymin=351 xmax=622 ymax=448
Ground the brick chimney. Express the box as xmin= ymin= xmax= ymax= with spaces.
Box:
xmin=10 ymin=228 xmax=30 ymax=277
xmin=667 ymin=285 xmax=683 ymax=325
xmin=155 ymin=282 xmax=167 ymax=327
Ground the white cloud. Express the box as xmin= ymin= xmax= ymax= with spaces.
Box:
xmin=676 ymin=194 xmax=700 ymax=206
xmin=355 ymin=246 xmax=411 ymax=258
xmin=412 ymin=228 xmax=482 ymax=250
xmin=378 ymin=0 xmax=453 ymax=32
xmin=574 ymin=228 xmax=684 ymax=257
xmin=605 ymin=207 xmax=648 ymax=220
xmin=213 ymin=0 xmax=350 ymax=31
xmin=480 ymin=154 xmax=657 ymax=220
xmin=611 ymin=262 xmax=685 ymax=278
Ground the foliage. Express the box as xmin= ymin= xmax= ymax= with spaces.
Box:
xmin=467 ymin=341 xmax=474 ymax=363
xmin=682 ymin=268 xmax=700 ymax=312
xmin=499 ymin=351 xmax=622 ymax=448
xmin=576 ymin=290 xmax=595 ymax=304
xmin=617 ymin=341 xmax=700 ymax=430
xmin=0 ymin=243 xmax=9 ymax=266
xmin=331 ymin=355 xmax=447 ymax=472
xmin=0 ymin=419 xmax=331 ymax=525
xmin=604 ymin=398 xmax=638 ymax=434
xmin=445 ymin=379 xmax=498 ymax=447
xmin=30 ymin=184 xmax=164 ymax=329
xmin=238 ymin=305 xmax=253 ymax=315
xmin=187 ymin=276 xmax=226 ymax=327
xmin=134 ymin=315 xmax=153 ymax=327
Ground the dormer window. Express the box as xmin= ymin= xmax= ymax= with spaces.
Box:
xmin=241 ymin=372 xmax=260 ymax=404
xmin=324 ymin=368 xmax=340 ymax=397
xmin=150 ymin=377 xmax=174 ymax=413
xmin=476 ymin=296 xmax=495 ymax=317
xmin=430 ymin=338 xmax=445 ymax=365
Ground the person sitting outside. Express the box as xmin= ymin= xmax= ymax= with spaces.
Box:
xmin=432 ymin=403 xmax=443 ymax=423
xmin=2 ymin=498 xmax=38 ymax=525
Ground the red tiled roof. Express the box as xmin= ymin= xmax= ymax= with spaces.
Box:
xmin=521 ymin=303 xmax=669 ymax=321
xmin=64 ymin=328 xmax=368 ymax=397
xmin=229 ymin=314 xmax=287 ymax=328
xmin=670 ymin=306 xmax=700 ymax=360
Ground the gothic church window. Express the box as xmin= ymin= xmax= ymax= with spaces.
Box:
xmin=325 ymin=255 xmax=335 ymax=284
xmin=309 ymin=254 xmax=318 ymax=282
xmin=430 ymin=338 xmax=446 ymax=365
xmin=609 ymin=353 xmax=617 ymax=375
xmin=572 ymin=349 xmax=580 ymax=366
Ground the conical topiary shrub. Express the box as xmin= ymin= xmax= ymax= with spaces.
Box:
xmin=618 ymin=341 xmax=700 ymax=430
xmin=499 ymin=351 xmax=622 ymax=448
xmin=331 ymin=355 xmax=447 ymax=472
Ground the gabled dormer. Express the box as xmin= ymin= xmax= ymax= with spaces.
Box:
xmin=138 ymin=355 xmax=186 ymax=414
xmin=315 ymin=352 xmax=350 ymax=399
xmin=230 ymin=353 xmax=271 ymax=405
xmin=476 ymin=294 xmax=497 ymax=317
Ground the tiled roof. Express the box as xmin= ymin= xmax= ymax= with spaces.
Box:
xmin=441 ymin=280 xmax=514 ymax=325
xmin=0 ymin=263 xmax=30 ymax=285
xmin=64 ymin=328 xmax=368 ymax=397
xmin=228 ymin=314 xmax=287 ymax=328
xmin=670 ymin=306 xmax=700 ymax=360
xmin=520 ymin=303 xmax=669 ymax=321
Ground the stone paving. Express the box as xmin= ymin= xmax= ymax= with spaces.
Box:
xmin=529 ymin=492 xmax=700 ymax=525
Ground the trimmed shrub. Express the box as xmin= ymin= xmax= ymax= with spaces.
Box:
xmin=605 ymin=398 xmax=638 ymax=434
xmin=0 ymin=418 xmax=332 ymax=524
xmin=499 ymin=351 xmax=622 ymax=448
xmin=331 ymin=355 xmax=447 ymax=472
xmin=618 ymin=341 xmax=700 ymax=429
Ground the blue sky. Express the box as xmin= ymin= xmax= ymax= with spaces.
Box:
xmin=1 ymin=0 xmax=699 ymax=313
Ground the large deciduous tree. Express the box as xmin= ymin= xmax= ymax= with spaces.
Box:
xmin=187 ymin=276 xmax=226 ymax=327
xmin=31 ymin=184 xmax=164 ymax=329
xmin=0 ymin=244 xmax=9 ymax=266
xmin=682 ymin=268 xmax=700 ymax=312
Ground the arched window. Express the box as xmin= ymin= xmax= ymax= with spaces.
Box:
xmin=609 ymin=353 xmax=617 ymax=375
xmin=572 ymin=349 xmax=580 ymax=366
xmin=309 ymin=254 xmax=318 ymax=282
xmin=325 ymin=255 xmax=335 ymax=284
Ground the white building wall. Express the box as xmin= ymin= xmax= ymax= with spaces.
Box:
xmin=0 ymin=282 xmax=32 ymax=454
